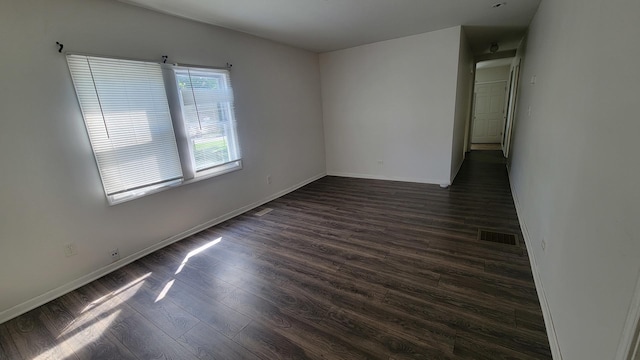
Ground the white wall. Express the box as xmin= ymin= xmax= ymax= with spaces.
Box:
xmin=509 ymin=0 xmax=640 ymax=358
xmin=450 ymin=30 xmax=474 ymax=181
xmin=475 ymin=65 xmax=510 ymax=83
xmin=0 ymin=0 xmax=325 ymax=321
xmin=320 ymin=27 xmax=462 ymax=185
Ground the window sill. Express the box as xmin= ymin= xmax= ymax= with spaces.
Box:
xmin=108 ymin=160 xmax=242 ymax=206
xmin=184 ymin=160 xmax=243 ymax=185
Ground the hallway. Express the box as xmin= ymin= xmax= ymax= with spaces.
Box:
xmin=0 ymin=151 xmax=552 ymax=359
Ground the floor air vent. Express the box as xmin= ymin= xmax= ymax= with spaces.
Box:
xmin=478 ymin=229 xmax=518 ymax=245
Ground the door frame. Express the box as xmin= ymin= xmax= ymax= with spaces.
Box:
xmin=502 ymin=58 xmax=522 ymax=158
xmin=465 ymin=56 xmax=517 ymax=154
xmin=616 ymin=272 xmax=640 ymax=360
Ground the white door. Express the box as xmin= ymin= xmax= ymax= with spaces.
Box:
xmin=472 ymin=82 xmax=507 ymax=143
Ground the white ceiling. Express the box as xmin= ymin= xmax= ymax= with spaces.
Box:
xmin=119 ymin=0 xmax=541 ymax=54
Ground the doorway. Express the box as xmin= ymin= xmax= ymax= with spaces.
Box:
xmin=467 ymin=57 xmax=520 ymax=158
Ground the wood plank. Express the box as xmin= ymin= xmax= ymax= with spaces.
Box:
xmin=5 ymin=308 xmax=78 ymax=360
xmin=178 ymin=321 xmax=260 ymax=360
xmin=116 ymin=282 xmax=200 ymax=339
xmin=160 ymin=280 xmax=251 ymax=338
xmin=437 ymin=273 xmax=540 ymax=309
xmin=233 ymin=321 xmax=318 ymax=360
xmin=321 ymin=308 xmax=454 ymax=359
xmin=221 ymin=288 xmax=379 ymax=359
xmin=0 ymin=323 xmax=22 ymax=360
xmin=106 ymin=305 xmax=194 ymax=360
xmin=515 ymin=308 xmax=548 ymax=333
xmin=38 ymin=296 xmax=138 ymax=360
xmin=279 ymin=272 xmax=456 ymax=354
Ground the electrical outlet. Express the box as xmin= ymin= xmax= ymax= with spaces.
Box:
xmin=110 ymin=248 xmax=120 ymax=261
xmin=64 ymin=242 xmax=77 ymax=257
xmin=266 ymin=175 xmax=272 ymax=184
xmin=541 ymin=238 xmax=546 ymax=251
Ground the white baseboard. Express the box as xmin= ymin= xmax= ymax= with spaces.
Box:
xmin=0 ymin=172 xmax=326 ymax=324
xmin=327 ymin=171 xmax=447 ymax=186
xmin=509 ymin=174 xmax=563 ymax=360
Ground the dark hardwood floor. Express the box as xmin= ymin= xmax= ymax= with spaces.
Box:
xmin=0 ymin=151 xmax=552 ymax=359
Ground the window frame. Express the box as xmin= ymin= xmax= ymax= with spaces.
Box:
xmin=163 ymin=65 xmax=242 ymax=183
xmin=67 ymin=54 xmax=243 ymax=205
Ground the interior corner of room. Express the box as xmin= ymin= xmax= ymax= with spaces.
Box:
xmin=0 ymin=0 xmax=639 ymax=359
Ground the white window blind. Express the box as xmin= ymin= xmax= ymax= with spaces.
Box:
xmin=67 ymin=55 xmax=183 ymax=204
xmin=174 ymin=68 xmax=241 ymax=175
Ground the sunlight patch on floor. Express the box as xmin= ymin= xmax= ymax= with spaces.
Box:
xmin=175 ymin=237 xmax=222 ymax=275
xmin=155 ymin=279 xmax=175 ymax=303
xmin=35 ymin=310 xmax=121 ymax=360
xmin=80 ymin=273 xmax=151 ymax=314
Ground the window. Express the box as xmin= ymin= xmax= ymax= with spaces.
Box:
xmin=171 ymin=68 xmax=241 ymax=178
xmin=67 ymin=55 xmax=242 ymax=205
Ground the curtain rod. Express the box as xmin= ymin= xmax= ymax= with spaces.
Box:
xmin=56 ymin=42 xmax=232 ymax=70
